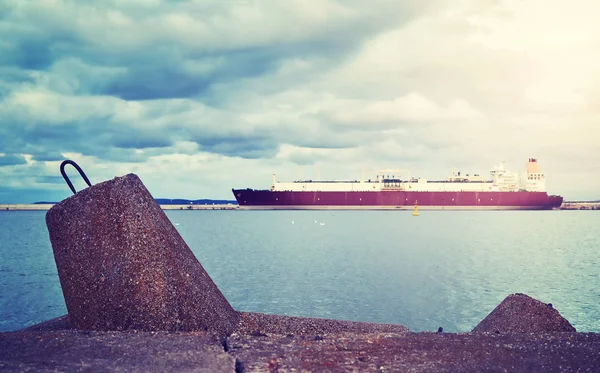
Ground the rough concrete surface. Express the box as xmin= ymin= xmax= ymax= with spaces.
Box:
xmin=2 ymin=327 xmax=599 ymax=373
xmin=0 ymin=330 xmax=234 ymax=373
xmin=235 ymin=312 xmax=410 ymax=336
xmin=472 ymin=293 xmax=576 ymax=334
xmin=4 ymin=302 xmax=600 ymax=372
xmin=227 ymin=331 xmax=600 ymax=373
xmin=45 ymin=174 xmax=239 ymax=336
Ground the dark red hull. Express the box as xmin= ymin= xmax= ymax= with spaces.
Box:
xmin=232 ymin=190 xmax=564 ymax=210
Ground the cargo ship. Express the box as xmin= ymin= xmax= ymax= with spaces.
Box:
xmin=232 ymin=158 xmax=563 ymax=210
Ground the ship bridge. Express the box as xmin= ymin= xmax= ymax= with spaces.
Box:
xmin=525 ymin=158 xmax=546 ymax=192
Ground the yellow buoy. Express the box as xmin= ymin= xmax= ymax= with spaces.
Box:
xmin=412 ymin=200 xmax=419 ymax=216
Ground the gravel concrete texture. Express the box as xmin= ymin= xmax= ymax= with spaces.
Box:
xmin=0 ymin=330 xmax=234 ymax=373
xmin=45 ymin=173 xmax=239 ymax=336
xmin=227 ymin=331 xmax=600 ymax=373
xmin=4 ymin=294 xmax=599 ymax=372
xmin=2 ymin=328 xmax=599 ymax=373
xmin=235 ymin=312 xmax=409 ymax=336
xmin=472 ymin=293 xmax=576 ymax=334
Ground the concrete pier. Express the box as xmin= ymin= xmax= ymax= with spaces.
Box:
xmin=560 ymin=201 xmax=600 ymax=210
xmin=1 ymin=295 xmax=599 ymax=372
xmin=0 ymin=204 xmax=55 ymax=211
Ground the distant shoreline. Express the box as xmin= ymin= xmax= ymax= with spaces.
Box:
xmin=1 ymin=202 xmax=599 ymax=211
xmin=0 ymin=204 xmax=239 ymax=211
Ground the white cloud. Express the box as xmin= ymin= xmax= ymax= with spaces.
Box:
xmin=3 ymin=89 xmax=120 ymax=124
xmin=326 ymin=93 xmax=482 ymax=127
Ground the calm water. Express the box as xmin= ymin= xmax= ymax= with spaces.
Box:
xmin=1 ymin=210 xmax=598 ymax=333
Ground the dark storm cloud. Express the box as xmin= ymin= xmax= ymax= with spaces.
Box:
xmin=1 ymin=0 xmax=421 ymax=98
xmin=0 ymin=114 xmax=170 ymax=163
xmin=0 ymin=154 xmax=26 ymax=166
xmin=24 ymin=32 xmax=369 ymax=102
xmin=1 ymin=119 xmax=87 ymax=158
xmin=200 ymin=136 xmax=280 ymax=159
xmin=103 ymin=47 xmax=288 ymax=101
xmin=29 ymin=151 xmax=66 ymax=162
xmin=0 ymin=0 xmax=427 ymax=168
xmin=0 ymin=68 xmax=35 ymax=101
xmin=0 ymin=5 xmax=80 ymax=70
xmin=9 ymin=37 xmax=55 ymax=70
xmin=0 ymin=67 xmax=35 ymax=85
xmin=104 ymin=67 xmax=212 ymax=101
xmin=111 ymin=126 xmax=173 ymax=149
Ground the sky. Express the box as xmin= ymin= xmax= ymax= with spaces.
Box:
xmin=0 ymin=0 xmax=599 ymax=203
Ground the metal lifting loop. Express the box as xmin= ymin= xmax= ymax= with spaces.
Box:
xmin=60 ymin=160 xmax=92 ymax=195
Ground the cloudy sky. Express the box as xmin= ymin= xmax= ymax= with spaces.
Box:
xmin=0 ymin=0 xmax=598 ymax=203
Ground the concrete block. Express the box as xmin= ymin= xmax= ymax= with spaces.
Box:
xmin=46 ymin=173 xmax=239 ymax=336
xmin=472 ymin=293 xmax=575 ymax=333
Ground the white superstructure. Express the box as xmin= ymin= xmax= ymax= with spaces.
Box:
xmin=525 ymin=158 xmax=546 ymax=192
xmin=270 ymin=159 xmax=547 ymax=193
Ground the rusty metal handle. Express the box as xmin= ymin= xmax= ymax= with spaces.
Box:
xmin=60 ymin=160 xmax=92 ymax=194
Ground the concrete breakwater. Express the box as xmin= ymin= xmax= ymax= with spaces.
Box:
xmin=1 ymin=293 xmax=599 ymax=372
xmin=0 ymin=204 xmax=56 ymax=211
xmin=1 ymin=172 xmax=598 ymax=372
xmin=160 ymin=203 xmax=238 ymax=210
xmin=560 ymin=201 xmax=600 ymax=210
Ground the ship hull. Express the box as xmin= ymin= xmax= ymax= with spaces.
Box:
xmin=232 ymin=190 xmax=563 ymax=210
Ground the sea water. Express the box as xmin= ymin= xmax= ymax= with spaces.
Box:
xmin=1 ymin=210 xmax=598 ymax=333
